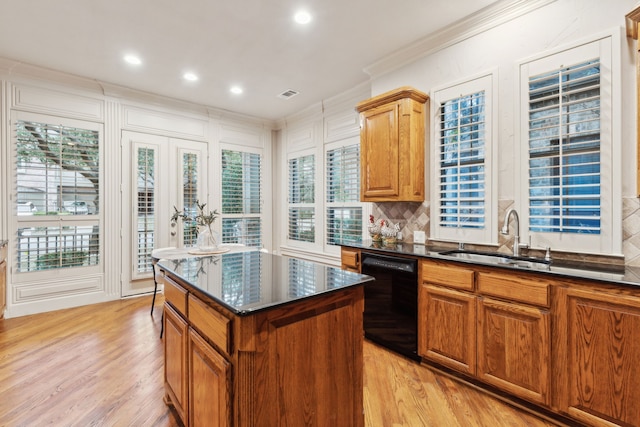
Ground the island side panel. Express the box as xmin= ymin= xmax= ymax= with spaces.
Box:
xmin=240 ymin=286 xmax=365 ymax=427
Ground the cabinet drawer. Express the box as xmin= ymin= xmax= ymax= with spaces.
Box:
xmin=341 ymin=248 xmax=360 ymax=272
xmin=477 ymin=271 xmax=550 ymax=308
xmin=421 ymin=260 xmax=475 ymax=291
xmin=164 ymin=276 xmax=188 ymax=316
xmin=188 ymin=294 xmax=231 ymax=355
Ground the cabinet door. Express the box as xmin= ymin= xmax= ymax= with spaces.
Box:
xmin=360 ymin=102 xmax=400 ymax=200
xmin=557 ymin=287 xmax=640 ymax=426
xmin=164 ymin=303 xmax=189 ymax=425
xmin=477 ymin=297 xmax=550 ymax=406
xmin=419 ymin=284 xmax=477 ymax=374
xmin=189 ymin=328 xmax=231 ymax=427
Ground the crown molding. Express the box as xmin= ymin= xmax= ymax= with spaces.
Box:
xmin=363 ymin=0 xmax=557 ymax=79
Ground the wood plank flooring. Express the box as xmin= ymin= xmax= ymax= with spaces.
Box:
xmin=0 ymin=296 xmax=560 ymax=426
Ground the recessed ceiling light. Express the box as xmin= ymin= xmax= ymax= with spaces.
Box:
xmin=124 ymin=54 xmax=142 ymax=65
xmin=183 ymin=72 xmax=198 ymax=82
xmin=230 ymin=86 xmax=243 ymax=95
xmin=294 ymin=10 xmax=312 ymax=24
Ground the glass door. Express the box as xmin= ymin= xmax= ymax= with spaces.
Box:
xmin=121 ymin=131 xmax=207 ymax=297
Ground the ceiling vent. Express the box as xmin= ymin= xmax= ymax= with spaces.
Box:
xmin=277 ymin=89 xmax=300 ymax=99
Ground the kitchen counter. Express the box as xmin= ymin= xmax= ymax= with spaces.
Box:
xmin=159 ymin=250 xmax=372 ymax=426
xmin=157 ymin=250 xmax=373 ymax=315
xmin=341 ymin=240 xmax=640 ymax=287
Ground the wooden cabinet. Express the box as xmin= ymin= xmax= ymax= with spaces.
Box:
xmin=161 ymin=268 xmax=365 ymax=427
xmin=189 ymin=329 xmax=231 ymax=427
xmin=164 ymin=302 xmax=189 ymax=425
xmin=476 ymin=271 xmax=551 ymax=406
xmin=0 ymin=242 xmax=6 ymax=318
xmin=341 ymin=247 xmax=360 ymax=272
xmin=356 ymin=86 xmax=428 ymax=202
xmin=556 ymin=285 xmax=640 ymax=426
xmin=418 ymin=260 xmax=476 ymax=374
xmin=419 ymin=260 xmax=552 ymax=407
xmin=418 ymin=255 xmax=640 ymax=426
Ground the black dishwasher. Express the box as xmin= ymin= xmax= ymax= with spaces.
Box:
xmin=360 ymin=252 xmax=420 ymax=361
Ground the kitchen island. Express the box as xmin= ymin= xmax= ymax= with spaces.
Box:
xmin=157 ymin=250 xmax=373 ymax=427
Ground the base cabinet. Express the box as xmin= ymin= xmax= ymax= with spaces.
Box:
xmin=189 ymin=329 xmax=231 ymax=427
xmin=419 ymin=260 xmax=552 ymax=407
xmin=341 ymin=247 xmax=360 ymax=272
xmin=477 ymin=297 xmax=550 ymax=406
xmin=557 ymin=286 xmax=640 ymax=426
xmin=161 ymin=269 xmax=365 ymax=427
xmin=164 ymin=303 xmax=189 ymax=425
xmin=419 ymin=284 xmax=477 ymax=374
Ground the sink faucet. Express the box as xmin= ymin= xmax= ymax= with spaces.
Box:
xmin=501 ymin=208 xmax=522 ymax=257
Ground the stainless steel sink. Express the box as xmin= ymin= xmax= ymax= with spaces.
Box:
xmin=438 ymin=250 xmax=551 ymax=270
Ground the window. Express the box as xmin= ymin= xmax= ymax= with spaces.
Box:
xmin=325 ymin=139 xmax=363 ymax=248
xmin=13 ymin=116 xmax=101 ymax=273
xmin=135 ymin=146 xmax=156 ymax=273
xmin=221 ymin=148 xmax=263 ymax=247
xmin=431 ymin=74 xmax=495 ymax=244
xmin=519 ymin=35 xmax=620 ymax=254
xmin=181 ymin=151 xmax=200 ymax=246
xmin=528 ymin=59 xmax=601 ymax=234
xmin=288 ymin=153 xmax=315 ymax=243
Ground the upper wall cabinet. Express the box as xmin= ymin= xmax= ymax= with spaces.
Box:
xmin=626 ymin=6 xmax=640 ymax=197
xmin=356 ymin=86 xmax=428 ymax=202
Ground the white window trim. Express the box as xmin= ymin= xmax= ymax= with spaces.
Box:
xmin=10 ymin=110 xmax=104 ymax=283
xmin=219 ymin=143 xmax=265 ymax=248
xmin=516 ymin=29 xmax=622 ymax=256
xmin=286 ymin=147 xmax=319 ymax=250
xmin=430 ymin=71 xmax=498 ymax=245
xmin=323 ymin=136 xmax=369 ymax=255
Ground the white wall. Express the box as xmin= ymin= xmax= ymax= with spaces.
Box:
xmin=369 ymin=0 xmax=637 ymax=200
xmin=0 ymin=65 xmax=274 ymax=317
xmin=350 ymin=0 xmax=640 ymax=264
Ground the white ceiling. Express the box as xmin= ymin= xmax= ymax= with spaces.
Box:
xmin=0 ymin=0 xmax=499 ymax=120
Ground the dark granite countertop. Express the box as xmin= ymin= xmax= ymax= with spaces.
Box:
xmin=342 ymin=241 xmax=640 ymax=288
xmin=157 ymin=251 xmax=374 ymax=315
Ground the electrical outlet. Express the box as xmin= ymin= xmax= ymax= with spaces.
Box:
xmin=413 ymin=230 xmax=425 ymax=244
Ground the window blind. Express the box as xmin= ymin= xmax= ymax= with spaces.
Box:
xmin=181 ymin=152 xmax=199 ymax=246
xmin=136 ymin=147 xmax=156 ymax=274
xmin=437 ymin=91 xmax=486 ymax=229
xmin=221 ymin=149 xmax=262 ymax=247
xmin=527 ymin=58 xmax=601 ymax=234
xmin=288 ymin=154 xmax=315 ymax=243
xmin=326 ymin=143 xmax=362 ymax=246
xmin=326 ymin=144 xmax=359 ymax=203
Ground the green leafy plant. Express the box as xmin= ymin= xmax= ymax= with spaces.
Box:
xmin=171 ymin=200 xmax=219 ymax=236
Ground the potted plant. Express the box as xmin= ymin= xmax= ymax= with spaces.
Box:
xmin=171 ymin=200 xmax=219 ymax=251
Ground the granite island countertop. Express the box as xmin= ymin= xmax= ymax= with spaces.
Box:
xmin=157 ymin=250 xmax=374 ymax=315
xmin=341 ymin=240 xmax=640 ymax=288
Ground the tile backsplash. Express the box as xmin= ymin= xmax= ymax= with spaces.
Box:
xmin=372 ymin=197 xmax=640 ymax=267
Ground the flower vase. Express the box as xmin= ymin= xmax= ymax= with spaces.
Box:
xmin=197 ymin=226 xmax=218 ymax=252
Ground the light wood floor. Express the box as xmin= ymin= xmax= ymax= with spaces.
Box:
xmin=0 ymin=296 xmax=561 ymax=426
